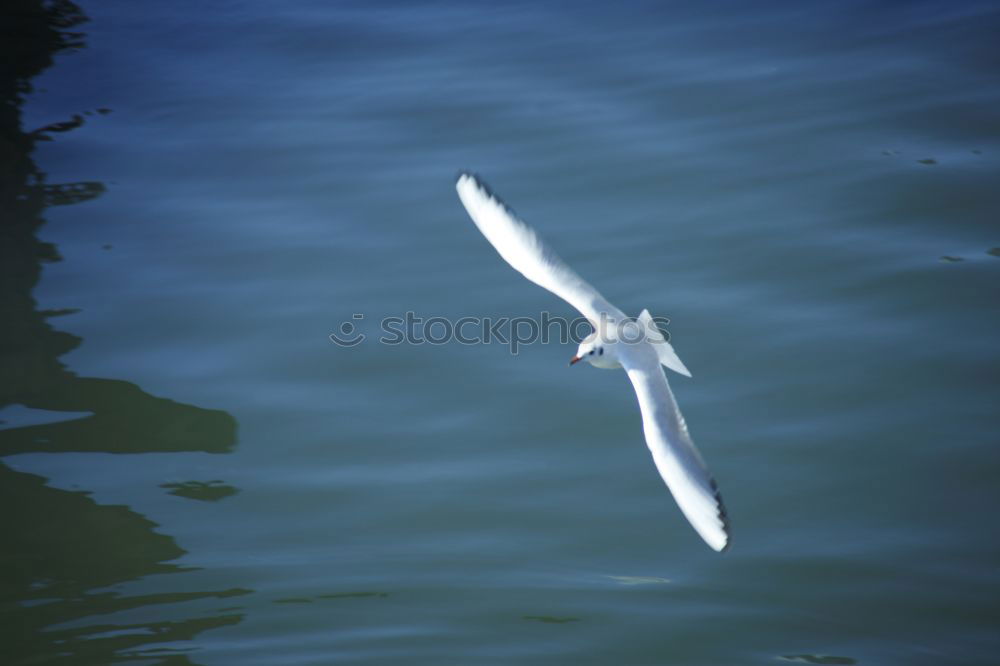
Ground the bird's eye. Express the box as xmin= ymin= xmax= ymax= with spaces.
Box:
xmin=589 ymin=350 xmax=594 ymax=355
xmin=599 ymin=348 xmax=604 ymax=355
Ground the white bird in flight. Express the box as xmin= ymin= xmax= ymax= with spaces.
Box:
xmin=455 ymin=172 xmax=730 ymax=552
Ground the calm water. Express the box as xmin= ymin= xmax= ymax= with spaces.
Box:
xmin=3 ymin=1 xmax=999 ymax=664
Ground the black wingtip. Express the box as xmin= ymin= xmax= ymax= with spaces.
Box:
xmin=456 ymin=170 xmax=492 ymax=198
xmin=454 ymin=171 xmax=518 ymax=218
xmin=711 ymin=478 xmax=732 ymax=553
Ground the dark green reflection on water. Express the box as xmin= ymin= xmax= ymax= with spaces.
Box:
xmin=1 ymin=3 xmax=246 ymax=664
xmin=160 ymin=480 xmax=240 ymax=502
xmin=779 ymin=656 xmax=858 ymax=665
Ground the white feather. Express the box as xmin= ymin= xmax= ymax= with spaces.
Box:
xmin=455 ymin=172 xmax=730 ymax=552
xmin=638 ymin=308 xmax=692 ymax=378
xmin=455 ymin=172 xmax=624 ymax=325
xmin=621 ymin=347 xmax=729 ymax=551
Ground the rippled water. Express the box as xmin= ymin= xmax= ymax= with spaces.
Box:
xmin=3 ymin=1 xmax=999 ymax=664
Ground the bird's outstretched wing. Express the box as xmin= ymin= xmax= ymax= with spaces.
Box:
xmin=621 ymin=350 xmax=730 ymax=551
xmin=456 ymin=172 xmax=625 ymax=325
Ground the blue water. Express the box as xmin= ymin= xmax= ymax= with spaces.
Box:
xmin=3 ymin=1 xmax=999 ymax=664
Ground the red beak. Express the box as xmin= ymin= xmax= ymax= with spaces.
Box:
xmin=569 ymin=355 xmax=582 ymax=366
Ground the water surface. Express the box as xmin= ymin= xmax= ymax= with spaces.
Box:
xmin=3 ymin=1 xmax=999 ymax=664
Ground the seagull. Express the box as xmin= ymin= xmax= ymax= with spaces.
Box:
xmin=455 ymin=172 xmax=730 ymax=552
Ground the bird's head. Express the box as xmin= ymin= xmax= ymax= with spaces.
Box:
xmin=570 ymin=333 xmax=606 ymax=367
